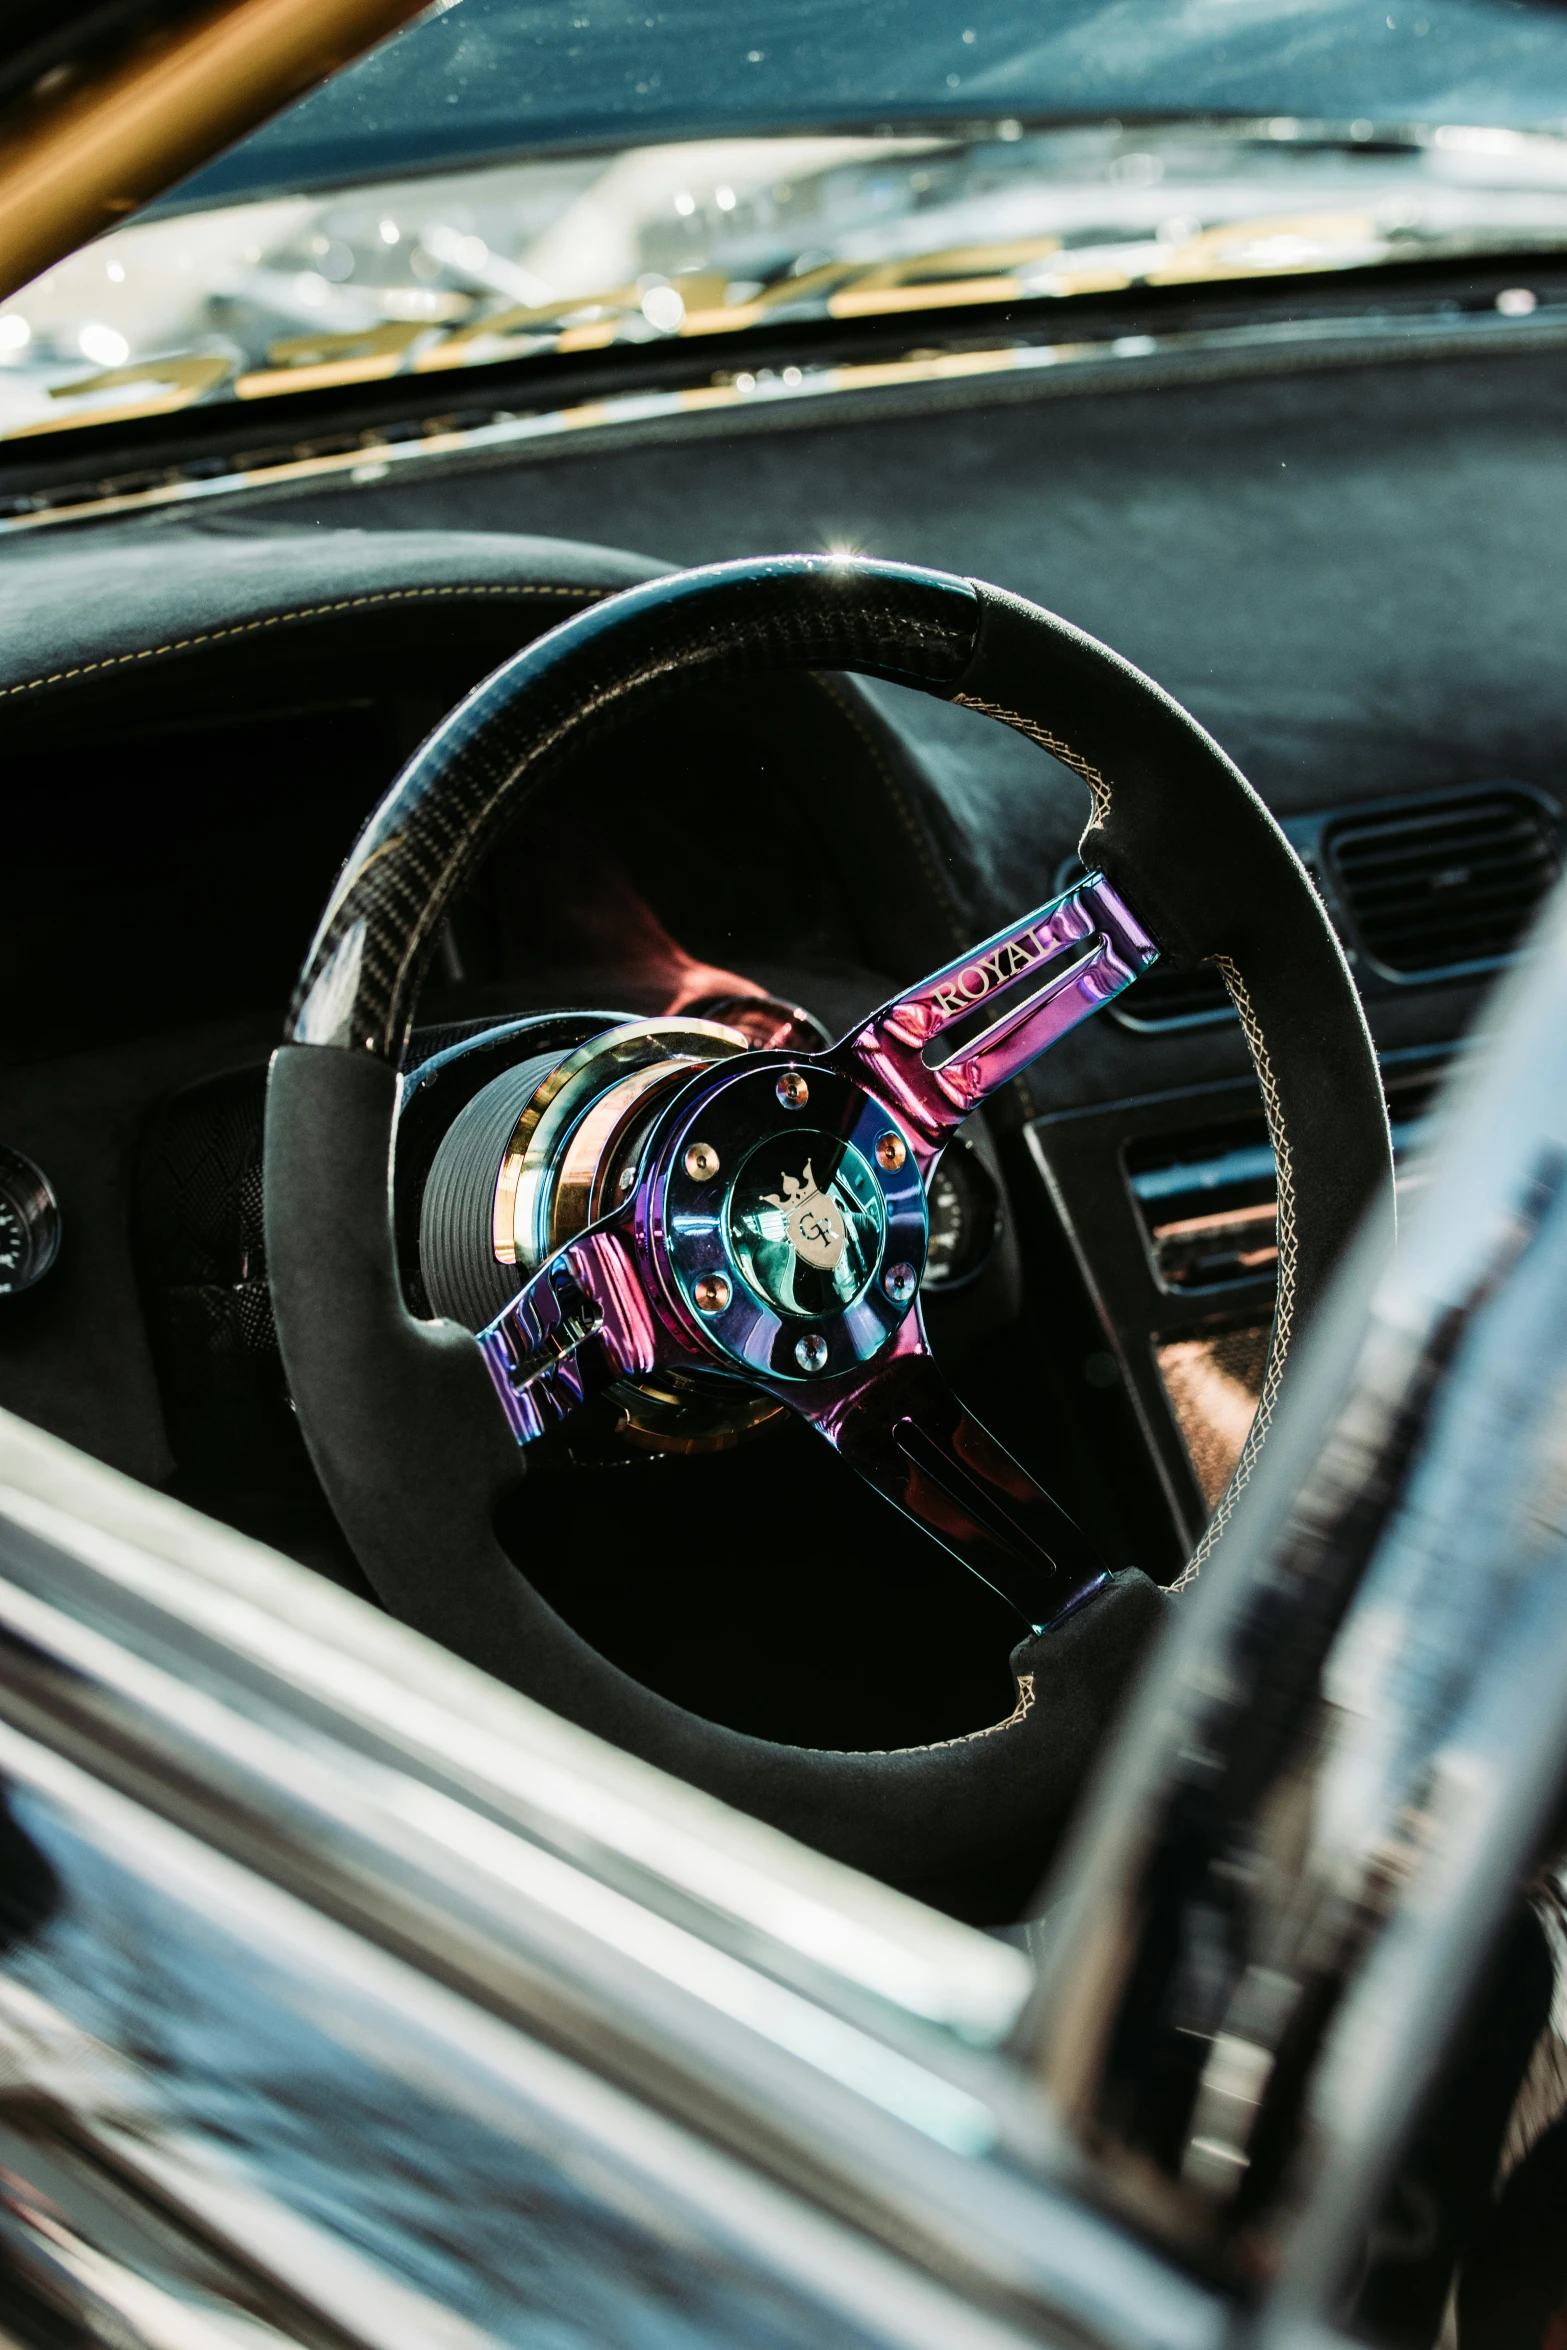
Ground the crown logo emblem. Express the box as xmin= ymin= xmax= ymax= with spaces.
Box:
xmin=762 ymin=1159 xmax=845 ymax=1272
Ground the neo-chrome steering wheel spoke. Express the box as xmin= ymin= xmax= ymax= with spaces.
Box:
xmin=780 ymin=1314 xmax=1109 ymax=1633
xmin=834 ymin=871 xmax=1159 ymax=1152
xmin=478 ymin=1206 xmax=669 ymax=1445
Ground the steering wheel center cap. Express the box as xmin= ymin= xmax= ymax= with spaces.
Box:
xmin=728 ymin=1131 xmax=885 ymax=1319
xmin=654 ymin=1060 xmax=928 ymax=1382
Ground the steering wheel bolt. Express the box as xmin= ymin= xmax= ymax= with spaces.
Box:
xmin=692 ymin=1273 xmax=731 ymax=1315
xmin=684 ymin=1141 xmax=721 ymax=1180
xmin=882 ymin=1262 xmax=917 ymax=1306
xmin=875 ymin=1131 xmax=907 ymax=1171
xmin=794 ymin=1332 xmax=829 ymax=1374
xmin=776 ymin=1071 xmax=809 ymax=1109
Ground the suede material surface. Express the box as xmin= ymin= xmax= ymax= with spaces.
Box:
xmin=265 ymin=1044 xmax=1169 ymax=1877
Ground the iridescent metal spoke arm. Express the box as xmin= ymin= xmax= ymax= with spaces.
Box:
xmin=788 ymin=1318 xmax=1112 ymax=1628
xmin=477 ymin=1212 xmax=656 ymax=1446
xmin=836 ymin=874 xmax=1159 ymax=1155
xmin=477 ymin=873 xmax=1158 ymax=1629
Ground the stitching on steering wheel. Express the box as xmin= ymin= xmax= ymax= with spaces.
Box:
xmin=951 ymin=691 xmax=1114 ymax=827
xmin=0 ymin=582 xmax=609 ymax=700
xmin=866 ymin=1671 xmax=1037 ymax=1755
xmin=945 ymin=680 xmax=1300 ymax=1586
xmin=1175 ymin=952 xmax=1300 ymax=1587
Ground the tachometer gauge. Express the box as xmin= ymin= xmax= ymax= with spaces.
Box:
xmin=0 ymin=1144 xmax=60 ymax=1295
xmin=921 ymin=1139 xmax=1001 ymax=1292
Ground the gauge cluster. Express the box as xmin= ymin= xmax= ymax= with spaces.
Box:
xmin=0 ymin=1144 xmax=58 ymax=1296
xmin=922 ymin=1137 xmax=1002 ymax=1294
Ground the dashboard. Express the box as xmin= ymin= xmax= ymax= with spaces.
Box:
xmin=0 ymin=333 xmax=1561 ymax=1807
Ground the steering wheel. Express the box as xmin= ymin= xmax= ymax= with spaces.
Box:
xmin=264 ymin=556 xmax=1392 ymax=1881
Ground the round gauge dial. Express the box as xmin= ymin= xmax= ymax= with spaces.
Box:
xmin=921 ymin=1140 xmax=1001 ymax=1292
xmin=0 ymin=1145 xmax=60 ymax=1295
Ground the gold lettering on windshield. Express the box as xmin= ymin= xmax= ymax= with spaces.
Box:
xmin=0 ymin=350 xmax=235 ymax=436
xmin=411 ymin=246 xmax=1073 ymax=373
xmin=237 ymin=320 xmax=430 ymax=398
xmin=828 ymin=236 xmax=1061 ymax=318
xmin=416 ymin=288 xmax=637 ymax=370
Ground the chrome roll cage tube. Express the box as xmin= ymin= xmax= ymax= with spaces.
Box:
xmin=1024 ymin=880 xmax=1567 ymax=2320
xmin=476 ymin=875 xmax=1159 ymax=1631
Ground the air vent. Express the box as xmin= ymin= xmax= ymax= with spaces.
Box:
xmin=1327 ymin=788 xmax=1561 ymax=979
xmin=1126 ymin=1076 xmax=1440 ymax=1293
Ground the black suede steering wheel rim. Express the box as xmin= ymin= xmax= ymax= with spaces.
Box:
xmin=264 ymin=555 xmax=1393 ymax=1882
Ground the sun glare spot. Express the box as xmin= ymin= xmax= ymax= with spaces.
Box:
xmin=79 ymin=322 xmax=128 ymax=367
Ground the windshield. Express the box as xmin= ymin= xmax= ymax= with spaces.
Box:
xmin=174 ymin=0 xmax=1567 ymax=200
xmin=9 ymin=0 xmax=1567 ymax=449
